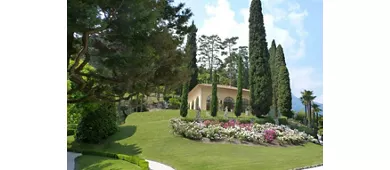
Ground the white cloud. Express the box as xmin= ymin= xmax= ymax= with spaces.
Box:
xmin=289 ymin=67 xmax=323 ymax=97
xmin=198 ymin=0 xmax=322 ymax=100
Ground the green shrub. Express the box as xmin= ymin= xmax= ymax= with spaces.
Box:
xmin=67 ymin=129 xmax=75 ymax=136
xmin=278 ymin=116 xmax=288 ymax=125
xmin=76 ymin=102 xmax=118 ymax=143
xmin=317 ymin=128 xmax=323 ymax=136
xmin=168 ymin=98 xmax=181 ymax=109
xmin=295 ymin=111 xmax=305 ymax=123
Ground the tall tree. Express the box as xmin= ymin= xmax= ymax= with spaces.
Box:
xmin=210 ymin=70 xmax=218 ymax=117
xmin=180 ymin=21 xmax=198 ymax=117
xmin=249 ymin=0 xmax=273 ymax=117
xmin=67 ymin=0 xmax=193 ymax=103
xmin=239 ymin=46 xmax=250 ymax=89
xmin=234 ymin=54 xmax=243 ymax=117
xmin=222 ymin=37 xmax=239 ymax=86
xmin=187 ymin=21 xmax=199 ymax=91
xmin=198 ymin=35 xmax=224 ymax=83
xmin=312 ymin=103 xmax=322 ymax=127
xmin=277 ymin=65 xmax=293 ymax=118
xmin=300 ymin=90 xmax=316 ymax=127
xmin=268 ymin=40 xmax=278 ymax=117
xmin=274 ymin=44 xmax=292 ymax=118
xmin=180 ymin=82 xmax=189 ymax=117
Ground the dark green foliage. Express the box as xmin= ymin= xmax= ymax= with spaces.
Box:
xmin=268 ymin=40 xmax=278 ymax=118
xmin=187 ymin=21 xmax=199 ymax=91
xmin=67 ymin=0 xmax=194 ymax=103
xmin=67 ymin=129 xmax=75 ymax=136
xmin=277 ymin=66 xmax=293 ymax=118
xmin=169 ymin=98 xmax=181 ymax=109
xmin=180 ymin=83 xmax=189 ymax=117
xmin=234 ymin=54 xmax=243 ymax=117
xmin=210 ymin=71 xmax=218 ymax=117
xmin=76 ymin=102 xmax=118 ymax=144
xmin=67 ymin=149 xmax=149 ymax=170
xmin=278 ymin=116 xmax=288 ymax=125
xmin=239 ymin=46 xmax=250 ymax=89
xmin=249 ymin=0 xmax=273 ymax=117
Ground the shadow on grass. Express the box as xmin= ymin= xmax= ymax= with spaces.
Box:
xmin=68 ymin=125 xmax=143 ymax=156
xmin=75 ymin=156 xmax=123 ymax=170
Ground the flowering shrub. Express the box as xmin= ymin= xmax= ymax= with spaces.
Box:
xmin=264 ymin=129 xmax=276 ymax=143
xmin=170 ymin=118 xmax=318 ymax=146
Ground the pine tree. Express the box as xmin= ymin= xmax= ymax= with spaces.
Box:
xmin=198 ymin=35 xmax=224 ymax=83
xmin=210 ymin=70 xmax=218 ymax=117
xmin=234 ymin=54 xmax=243 ymax=117
xmin=277 ymin=66 xmax=293 ymax=118
xmin=249 ymin=0 xmax=273 ymax=117
xmin=187 ymin=21 xmax=199 ymax=91
xmin=268 ymin=40 xmax=278 ymax=118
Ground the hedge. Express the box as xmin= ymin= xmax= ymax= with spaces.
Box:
xmin=67 ymin=148 xmax=149 ymax=170
xmin=67 ymin=129 xmax=75 ymax=136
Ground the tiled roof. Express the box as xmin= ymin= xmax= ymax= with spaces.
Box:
xmin=189 ymin=84 xmax=250 ymax=94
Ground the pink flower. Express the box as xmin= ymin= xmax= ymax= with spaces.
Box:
xmin=264 ymin=129 xmax=276 ymax=143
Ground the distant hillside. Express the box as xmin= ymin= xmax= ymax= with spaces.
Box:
xmin=292 ymin=95 xmax=323 ymax=115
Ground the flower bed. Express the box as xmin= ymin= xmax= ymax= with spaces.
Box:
xmin=170 ymin=118 xmax=319 ymax=146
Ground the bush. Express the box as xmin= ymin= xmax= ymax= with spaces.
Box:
xmin=76 ymin=102 xmax=118 ymax=143
xmin=282 ymin=110 xmax=294 ymax=119
xmin=295 ymin=111 xmax=305 ymax=123
xmin=168 ymin=98 xmax=181 ymax=109
xmin=278 ymin=116 xmax=288 ymax=125
xmin=67 ymin=129 xmax=75 ymax=136
xmin=67 ymin=149 xmax=149 ymax=170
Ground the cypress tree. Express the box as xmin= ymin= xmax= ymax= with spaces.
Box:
xmin=188 ymin=21 xmax=198 ymax=91
xmin=180 ymin=21 xmax=198 ymax=117
xmin=274 ymin=45 xmax=292 ymax=118
xmin=234 ymin=54 xmax=243 ymax=117
xmin=180 ymin=82 xmax=189 ymax=117
xmin=210 ymin=70 xmax=218 ymax=117
xmin=268 ymin=40 xmax=278 ymax=118
xmin=249 ymin=0 xmax=273 ymax=117
xmin=277 ymin=65 xmax=293 ymax=118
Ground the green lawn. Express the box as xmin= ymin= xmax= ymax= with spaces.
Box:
xmin=75 ymin=155 xmax=141 ymax=170
xmin=68 ymin=110 xmax=323 ymax=170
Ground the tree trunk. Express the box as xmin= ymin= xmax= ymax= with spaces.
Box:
xmin=308 ymin=103 xmax=312 ymax=128
xmin=304 ymin=104 xmax=307 ymax=125
xmin=140 ymin=94 xmax=144 ymax=112
xmin=136 ymin=93 xmax=140 ymax=112
xmin=156 ymin=87 xmax=160 ymax=102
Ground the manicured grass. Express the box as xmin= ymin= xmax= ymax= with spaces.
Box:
xmin=75 ymin=155 xmax=141 ymax=170
xmin=68 ymin=110 xmax=323 ymax=170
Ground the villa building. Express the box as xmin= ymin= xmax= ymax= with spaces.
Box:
xmin=187 ymin=84 xmax=250 ymax=112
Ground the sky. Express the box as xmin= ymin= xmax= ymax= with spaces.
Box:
xmin=175 ymin=0 xmax=323 ymax=103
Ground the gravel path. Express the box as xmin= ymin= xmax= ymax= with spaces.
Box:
xmin=67 ymin=152 xmax=81 ymax=170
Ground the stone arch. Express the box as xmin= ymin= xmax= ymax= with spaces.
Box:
xmin=195 ymin=96 xmax=200 ymax=110
xmin=223 ymin=97 xmax=235 ymax=112
xmin=191 ymin=100 xmax=195 ymax=110
xmin=206 ymin=95 xmax=211 ymax=111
